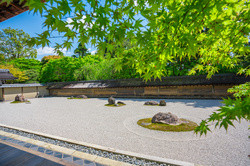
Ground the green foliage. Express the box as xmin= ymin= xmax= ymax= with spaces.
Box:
xmin=24 ymin=69 xmax=40 ymax=83
xmin=40 ymin=56 xmax=80 ymax=82
xmin=195 ymin=83 xmax=250 ymax=136
xmin=0 ymin=27 xmax=37 ymax=60
xmin=4 ymin=0 xmax=247 ymax=79
xmin=74 ymin=58 xmax=116 ymax=81
xmin=10 ymin=58 xmax=41 ymax=71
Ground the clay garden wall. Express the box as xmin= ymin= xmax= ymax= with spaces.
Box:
xmin=49 ymin=84 xmax=233 ymax=99
xmin=0 ymin=84 xmax=49 ymax=101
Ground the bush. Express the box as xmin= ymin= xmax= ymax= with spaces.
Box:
xmin=10 ymin=58 xmax=41 ymax=71
xmin=74 ymin=58 xmax=116 ymax=81
xmin=40 ymin=55 xmax=105 ymax=82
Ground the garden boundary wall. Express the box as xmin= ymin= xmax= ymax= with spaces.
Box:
xmin=48 ymin=74 xmax=250 ymax=99
xmin=0 ymin=84 xmax=49 ymax=101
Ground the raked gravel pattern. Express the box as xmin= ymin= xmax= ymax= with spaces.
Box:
xmin=0 ymin=97 xmax=249 ymax=166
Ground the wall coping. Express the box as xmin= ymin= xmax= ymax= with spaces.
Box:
xmin=0 ymin=83 xmax=46 ymax=88
xmin=47 ymin=74 xmax=250 ymax=89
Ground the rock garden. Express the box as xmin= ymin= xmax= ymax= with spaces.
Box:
xmin=11 ymin=94 xmax=30 ymax=104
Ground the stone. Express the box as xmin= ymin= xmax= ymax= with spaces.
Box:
xmin=144 ymin=101 xmax=159 ymax=105
xmin=35 ymin=92 xmax=39 ymax=98
xmin=152 ymin=112 xmax=180 ymax=125
xmin=117 ymin=101 xmax=125 ymax=105
xmin=75 ymin=95 xmax=88 ymax=99
xmin=113 ymin=103 xmax=118 ymax=107
xmin=159 ymin=100 xmax=166 ymax=106
xmin=15 ymin=94 xmax=27 ymax=102
xmin=108 ymin=96 xmax=115 ymax=105
xmin=70 ymin=96 xmax=74 ymax=99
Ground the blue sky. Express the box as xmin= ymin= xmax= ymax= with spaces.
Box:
xmin=0 ymin=11 xmax=96 ymax=60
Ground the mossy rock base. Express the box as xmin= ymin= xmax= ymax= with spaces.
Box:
xmin=144 ymin=104 xmax=166 ymax=106
xmin=137 ymin=118 xmax=198 ymax=132
xmin=105 ymin=103 xmax=126 ymax=107
xmin=11 ymin=101 xmax=30 ymax=104
xmin=67 ymin=97 xmax=88 ymax=99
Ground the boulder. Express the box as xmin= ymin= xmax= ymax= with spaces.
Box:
xmin=108 ymin=96 xmax=116 ymax=105
xmin=117 ymin=101 xmax=125 ymax=105
xmin=159 ymin=100 xmax=166 ymax=106
xmin=144 ymin=101 xmax=159 ymax=105
xmin=15 ymin=94 xmax=26 ymax=102
xmin=152 ymin=112 xmax=180 ymax=125
xmin=75 ymin=95 xmax=88 ymax=99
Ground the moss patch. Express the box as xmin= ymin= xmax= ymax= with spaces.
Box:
xmin=137 ymin=118 xmax=198 ymax=132
xmin=11 ymin=101 xmax=30 ymax=104
xmin=144 ymin=104 xmax=159 ymax=106
xmin=67 ymin=97 xmax=88 ymax=99
xmin=105 ymin=103 xmax=126 ymax=107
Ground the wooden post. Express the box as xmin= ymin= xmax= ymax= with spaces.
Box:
xmin=2 ymin=88 xmax=4 ymax=101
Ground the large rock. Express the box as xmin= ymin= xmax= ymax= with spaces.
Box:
xmin=75 ymin=95 xmax=88 ymax=99
xmin=144 ymin=101 xmax=159 ymax=105
xmin=108 ymin=96 xmax=116 ymax=105
xmin=152 ymin=112 xmax=180 ymax=125
xmin=159 ymin=100 xmax=166 ymax=106
xmin=15 ymin=94 xmax=26 ymax=102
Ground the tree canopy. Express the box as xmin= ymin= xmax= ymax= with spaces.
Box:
xmin=0 ymin=27 xmax=37 ymax=60
xmin=1 ymin=0 xmax=249 ymax=135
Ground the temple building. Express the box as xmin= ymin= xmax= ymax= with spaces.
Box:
xmin=0 ymin=69 xmax=17 ymax=86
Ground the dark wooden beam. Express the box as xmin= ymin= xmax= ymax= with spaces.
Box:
xmin=10 ymin=2 xmax=25 ymax=11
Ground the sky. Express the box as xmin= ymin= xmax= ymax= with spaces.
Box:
xmin=0 ymin=11 xmax=97 ymax=60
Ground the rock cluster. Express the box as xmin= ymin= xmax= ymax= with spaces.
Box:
xmin=15 ymin=94 xmax=27 ymax=102
xmin=75 ymin=95 xmax=88 ymax=99
xmin=152 ymin=112 xmax=181 ymax=125
xmin=144 ymin=101 xmax=159 ymax=105
xmin=144 ymin=100 xmax=166 ymax=106
xmin=107 ymin=96 xmax=125 ymax=106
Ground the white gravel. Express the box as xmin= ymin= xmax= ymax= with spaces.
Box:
xmin=0 ymin=97 xmax=249 ymax=166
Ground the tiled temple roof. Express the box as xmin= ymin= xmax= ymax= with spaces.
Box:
xmin=47 ymin=74 xmax=250 ymax=89
xmin=0 ymin=69 xmax=17 ymax=81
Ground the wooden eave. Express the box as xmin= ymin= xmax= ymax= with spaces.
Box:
xmin=0 ymin=0 xmax=28 ymax=22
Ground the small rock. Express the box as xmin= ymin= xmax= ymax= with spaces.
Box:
xmin=75 ymin=95 xmax=88 ymax=99
xmin=117 ymin=101 xmax=125 ymax=105
xmin=108 ymin=96 xmax=115 ymax=105
xmin=159 ymin=100 xmax=166 ymax=106
xmin=152 ymin=112 xmax=180 ymax=125
xmin=113 ymin=103 xmax=118 ymax=107
xmin=15 ymin=94 xmax=26 ymax=102
xmin=144 ymin=101 xmax=159 ymax=105
xmin=70 ymin=96 xmax=74 ymax=99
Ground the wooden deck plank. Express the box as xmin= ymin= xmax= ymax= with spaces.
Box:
xmin=0 ymin=143 xmax=64 ymax=166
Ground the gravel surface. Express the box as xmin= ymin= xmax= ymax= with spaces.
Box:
xmin=0 ymin=97 xmax=249 ymax=166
